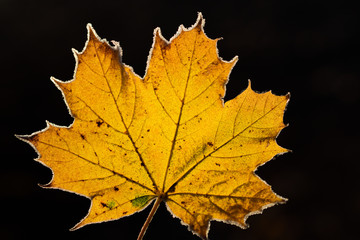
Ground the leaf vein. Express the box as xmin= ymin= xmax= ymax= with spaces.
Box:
xmin=166 ymin=97 xmax=287 ymax=193
xmin=92 ymin=40 xmax=159 ymax=191
xmin=37 ymin=140 xmax=155 ymax=193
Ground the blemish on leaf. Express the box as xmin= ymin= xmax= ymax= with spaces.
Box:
xmin=131 ymin=195 xmax=150 ymax=208
xmin=96 ymin=120 xmax=103 ymax=127
xmin=101 ymin=200 xmax=116 ymax=210
xmin=107 ymin=200 xmax=116 ymax=209
xmin=114 ymin=186 xmax=119 ymax=191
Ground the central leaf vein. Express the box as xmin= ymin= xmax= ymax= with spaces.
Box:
xmin=161 ymin=31 xmax=198 ymax=192
xmin=91 ymin=39 xmax=159 ymax=192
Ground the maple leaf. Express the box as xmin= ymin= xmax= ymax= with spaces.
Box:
xmin=18 ymin=13 xmax=289 ymax=239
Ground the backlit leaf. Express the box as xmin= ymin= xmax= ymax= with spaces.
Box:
xmin=18 ymin=13 xmax=289 ymax=239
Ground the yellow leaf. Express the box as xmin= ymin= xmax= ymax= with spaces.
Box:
xmin=18 ymin=13 xmax=289 ymax=239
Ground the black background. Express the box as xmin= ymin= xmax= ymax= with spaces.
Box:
xmin=1 ymin=0 xmax=359 ymax=239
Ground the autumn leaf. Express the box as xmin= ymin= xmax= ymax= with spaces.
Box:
xmin=18 ymin=13 xmax=289 ymax=239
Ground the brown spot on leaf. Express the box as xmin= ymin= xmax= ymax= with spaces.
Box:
xmin=96 ymin=120 xmax=103 ymax=127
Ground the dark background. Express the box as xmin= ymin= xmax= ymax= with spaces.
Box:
xmin=1 ymin=0 xmax=359 ymax=239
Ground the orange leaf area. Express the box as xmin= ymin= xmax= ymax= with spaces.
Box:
xmin=19 ymin=13 xmax=289 ymax=239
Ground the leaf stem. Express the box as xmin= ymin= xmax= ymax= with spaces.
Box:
xmin=137 ymin=197 xmax=162 ymax=240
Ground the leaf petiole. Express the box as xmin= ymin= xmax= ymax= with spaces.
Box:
xmin=137 ymin=196 xmax=162 ymax=240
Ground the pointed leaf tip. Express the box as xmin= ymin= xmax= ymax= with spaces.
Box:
xmin=15 ymin=134 xmax=28 ymax=142
xmin=86 ymin=23 xmax=95 ymax=34
xmin=196 ymin=12 xmax=204 ymax=27
xmin=247 ymin=79 xmax=252 ymax=90
xmin=15 ymin=133 xmax=37 ymax=143
xmin=86 ymin=23 xmax=101 ymax=42
xmin=154 ymin=27 xmax=161 ymax=39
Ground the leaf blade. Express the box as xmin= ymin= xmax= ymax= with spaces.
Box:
xmin=19 ymin=13 xmax=289 ymax=238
